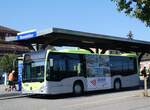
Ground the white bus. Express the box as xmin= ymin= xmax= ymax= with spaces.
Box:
xmin=22 ymin=49 xmax=140 ymax=95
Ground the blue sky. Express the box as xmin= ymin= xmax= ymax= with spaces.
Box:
xmin=0 ymin=0 xmax=149 ymax=41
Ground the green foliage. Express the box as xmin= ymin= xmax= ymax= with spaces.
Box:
xmin=112 ymin=0 xmax=150 ymax=26
xmin=0 ymin=54 xmax=17 ymax=74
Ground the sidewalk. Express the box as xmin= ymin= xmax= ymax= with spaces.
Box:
xmin=0 ymin=84 xmax=23 ymax=99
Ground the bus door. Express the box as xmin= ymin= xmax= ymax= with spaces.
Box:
xmin=46 ymin=54 xmax=65 ymax=88
xmin=47 ymin=53 xmax=82 ymax=92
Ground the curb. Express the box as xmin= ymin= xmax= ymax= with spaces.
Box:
xmin=0 ymin=92 xmax=26 ymax=99
xmin=0 ymin=93 xmax=20 ymax=97
xmin=0 ymin=95 xmax=27 ymax=100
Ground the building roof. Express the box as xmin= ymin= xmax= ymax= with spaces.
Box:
xmin=141 ymin=53 xmax=150 ymax=61
xmin=0 ymin=25 xmax=29 ymax=54
xmin=0 ymin=40 xmax=29 ymax=54
xmin=0 ymin=25 xmax=19 ymax=34
xmin=0 ymin=25 xmax=19 ymax=37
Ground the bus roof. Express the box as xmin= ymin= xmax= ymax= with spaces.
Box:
xmin=47 ymin=49 xmax=137 ymax=57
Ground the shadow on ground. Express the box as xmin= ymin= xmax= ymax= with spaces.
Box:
xmin=1 ymin=79 xmax=148 ymax=100
xmin=28 ymin=79 xmax=150 ymax=100
xmin=28 ymin=86 xmax=141 ymax=100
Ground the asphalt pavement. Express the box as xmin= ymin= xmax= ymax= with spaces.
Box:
xmin=0 ymin=89 xmax=150 ymax=110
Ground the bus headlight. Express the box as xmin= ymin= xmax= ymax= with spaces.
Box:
xmin=40 ymin=85 xmax=47 ymax=92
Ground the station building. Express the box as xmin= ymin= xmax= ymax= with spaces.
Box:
xmin=0 ymin=25 xmax=29 ymax=83
xmin=0 ymin=25 xmax=29 ymax=55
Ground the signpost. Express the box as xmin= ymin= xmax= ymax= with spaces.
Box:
xmin=144 ymin=77 xmax=148 ymax=96
xmin=18 ymin=58 xmax=23 ymax=91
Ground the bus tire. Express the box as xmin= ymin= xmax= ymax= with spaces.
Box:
xmin=73 ymin=81 xmax=84 ymax=96
xmin=114 ymin=79 xmax=121 ymax=90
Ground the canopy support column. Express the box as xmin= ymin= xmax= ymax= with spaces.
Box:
xmin=138 ymin=52 xmax=145 ymax=64
xmin=96 ymin=48 xmax=99 ymax=54
xmin=101 ymin=49 xmax=107 ymax=54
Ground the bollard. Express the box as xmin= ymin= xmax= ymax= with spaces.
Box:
xmin=3 ymin=73 xmax=7 ymax=86
xmin=18 ymin=60 xmax=23 ymax=91
xmin=144 ymin=77 xmax=148 ymax=96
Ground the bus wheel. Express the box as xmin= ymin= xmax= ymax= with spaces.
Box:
xmin=114 ymin=79 xmax=121 ymax=90
xmin=73 ymin=82 xmax=84 ymax=96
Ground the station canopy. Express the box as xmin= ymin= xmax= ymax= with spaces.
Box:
xmin=14 ymin=28 xmax=150 ymax=53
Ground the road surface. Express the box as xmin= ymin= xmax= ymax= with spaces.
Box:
xmin=0 ymin=89 xmax=150 ymax=110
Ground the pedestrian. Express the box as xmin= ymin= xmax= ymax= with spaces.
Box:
xmin=141 ymin=67 xmax=147 ymax=78
xmin=147 ymin=66 xmax=150 ymax=82
xmin=8 ymin=70 xmax=16 ymax=91
xmin=147 ymin=66 xmax=150 ymax=75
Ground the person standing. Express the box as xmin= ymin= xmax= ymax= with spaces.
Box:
xmin=8 ymin=70 xmax=16 ymax=91
xmin=147 ymin=66 xmax=150 ymax=75
xmin=141 ymin=67 xmax=147 ymax=77
xmin=141 ymin=66 xmax=148 ymax=96
xmin=147 ymin=66 xmax=150 ymax=82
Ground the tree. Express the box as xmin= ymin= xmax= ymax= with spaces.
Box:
xmin=0 ymin=54 xmax=17 ymax=74
xmin=112 ymin=0 xmax=150 ymax=26
xmin=127 ymin=30 xmax=133 ymax=39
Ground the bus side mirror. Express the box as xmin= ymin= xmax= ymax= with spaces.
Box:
xmin=77 ymin=63 xmax=81 ymax=74
xmin=49 ymin=59 xmax=53 ymax=67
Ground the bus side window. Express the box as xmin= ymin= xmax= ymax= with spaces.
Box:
xmin=66 ymin=54 xmax=82 ymax=76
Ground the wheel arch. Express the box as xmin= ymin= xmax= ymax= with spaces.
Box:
xmin=73 ymin=80 xmax=84 ymax=91
xmin=113 ymin=78 xmax=122 ymax=89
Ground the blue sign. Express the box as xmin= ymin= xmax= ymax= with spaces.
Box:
xmin=18 ymin=60 xmax=23 ymax=91
xmin=16 ymin=30 xmax=37 ymax=40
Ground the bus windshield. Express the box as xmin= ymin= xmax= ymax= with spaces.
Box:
xmin=23 ymin=52 xmax=46 ymax=82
